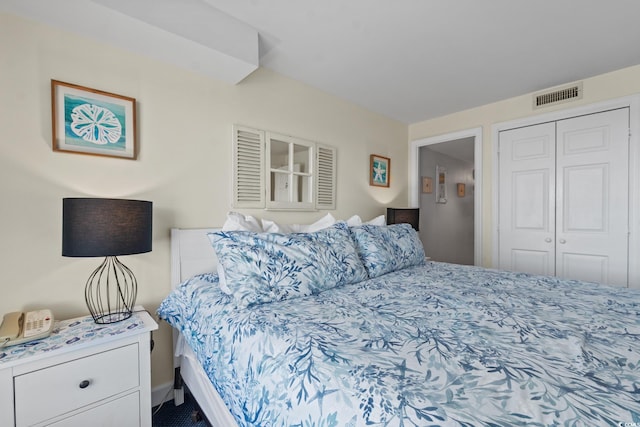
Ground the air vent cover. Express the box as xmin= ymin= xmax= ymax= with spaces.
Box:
xmin=533 ymin=82 xmax=583 ymax=109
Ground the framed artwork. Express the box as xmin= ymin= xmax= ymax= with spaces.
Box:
xmin=457 ymin=183 xmax=466 ymax=197
xmin=422 ymin=177 xmax=433 ymax=193
xmin=370 ymin=154 xmax=390 ymax=187
xmin=436 ymin=165 xmax=447 ymax=203
xmin=51 ymin=80 xmax=137 ymax=159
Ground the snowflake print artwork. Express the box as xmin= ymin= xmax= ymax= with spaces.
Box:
xmin=70 ymin=104 xmax=122 ymax=145
xmin=52 ymin=80 xmax=136 ymax=159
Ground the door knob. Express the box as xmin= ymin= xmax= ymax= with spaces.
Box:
xmin=545 ymin=238 xmax=552 ymax=243
xmin=559 ymin=239 xmax=566 ymax=244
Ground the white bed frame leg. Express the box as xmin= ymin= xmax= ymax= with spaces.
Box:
xmin=171 ymin=318 xmax=186 ymax=406
xmin=173 ymin=365 xmax=185 ymax=406
xmin=174 ymin=387 xmax=185 ymax=406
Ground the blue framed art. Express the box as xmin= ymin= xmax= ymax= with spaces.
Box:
xmin=51 ymin=80 xmax=137 ymax=159
xmin=370 ymin=154 xmax=390 ymax=187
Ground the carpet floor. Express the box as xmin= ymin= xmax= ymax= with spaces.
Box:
xmin=152 ymin=393 xmax=209 ymax=427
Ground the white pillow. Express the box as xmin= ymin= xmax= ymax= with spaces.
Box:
xmin=345 ymin=215 xmax=362 ymax=226
xmin=260 ymin=219 xmax=291 ymax=233
xmin=261 ymin=213 xmax=336 ymax=233
xmin=365 ymin=214 xmax=386 ymax=226
xmin=345 ymin=214 xmax=386 ymax=226
xmin=222 ymin=211 xmax=263 ymax=232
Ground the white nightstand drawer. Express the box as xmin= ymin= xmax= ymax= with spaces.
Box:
xmin=48 ymin=392 xmax=140 ymax=427
xmin=14 ymin=343 xmax=139 ymax=426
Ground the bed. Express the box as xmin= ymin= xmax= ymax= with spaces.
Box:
xmin=160 ymin=221 xmax=640 ymax=426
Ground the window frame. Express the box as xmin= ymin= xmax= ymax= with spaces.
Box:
xmin=232 ymin=124 xmax=336 ymax=211
xmin=265 ymin=132 xmax=315 ymax=211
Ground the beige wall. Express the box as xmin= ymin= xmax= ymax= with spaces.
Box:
xmin=410 ymin=64 xmax=640 ymax=266
xmin=0 ymin=13 xmax=408 ymax=389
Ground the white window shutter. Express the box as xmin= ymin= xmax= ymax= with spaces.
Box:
xmin=232 ymin=125 xmax=265 ymax=208
xmin=315 ymin=144 xmax=336 ymax=210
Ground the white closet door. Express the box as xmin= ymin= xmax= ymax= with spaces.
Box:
xmin=499 ymin=122 xmax=556 ymax=276
xmin=555 ymin=108 xmax=629 ymax=286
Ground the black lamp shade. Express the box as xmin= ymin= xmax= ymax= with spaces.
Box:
xmin=63 ymin=198 xmax=152 ymax=257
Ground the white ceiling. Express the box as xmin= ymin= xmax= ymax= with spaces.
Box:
xmin=4 ymin=0 xmax=640 ymax=124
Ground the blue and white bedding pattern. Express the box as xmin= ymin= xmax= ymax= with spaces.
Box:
xmin=159 ymin=261 xmax=640 ymax=426
xmin=209 ymin=222 xmax=369 ymax=307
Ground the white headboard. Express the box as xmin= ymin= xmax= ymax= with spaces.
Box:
xmin=170 ymin=228 xmax=220 ymax=289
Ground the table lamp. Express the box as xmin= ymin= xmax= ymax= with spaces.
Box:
xmin=62 ymin=198 xmax=152 ymax=324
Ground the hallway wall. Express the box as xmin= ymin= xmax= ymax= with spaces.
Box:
xmin=419 ymin=147 xmax=474 ymax=264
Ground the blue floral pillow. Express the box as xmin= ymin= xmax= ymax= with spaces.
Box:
xmin=349 ymin=223 xmax=426 ymax=278
xmin=208 ymin=222 xmax=368 ymax=307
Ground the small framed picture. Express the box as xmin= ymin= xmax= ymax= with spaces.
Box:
xmin=457 ymin=183 xmax=466 ymax=197
xmin=422 ymin=177 xmax=433 ymax=193
xmin=370 ymin=154 xmax=390 ymax=187
xmin=436 ymin=165 xmax=447 ymax=203
xmin=51 ymin=80 xmax=137 ymax=159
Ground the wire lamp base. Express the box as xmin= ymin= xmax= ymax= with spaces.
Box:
xmin=85 ymin=256 xmax=137 ymax=324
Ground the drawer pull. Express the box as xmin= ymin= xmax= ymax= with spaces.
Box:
xmin=79 ymin=380 xmax=91 ymax=389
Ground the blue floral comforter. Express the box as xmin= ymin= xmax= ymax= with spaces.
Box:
xmin=158 ymin=262 xmax=640 ymax=426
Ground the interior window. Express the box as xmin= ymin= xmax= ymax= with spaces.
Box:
xmin=267 ymin=133 xmax=314 ymax=209
xmin=232 ymin=124 xmax=336 ymax=211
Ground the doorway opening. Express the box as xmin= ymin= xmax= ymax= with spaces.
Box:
xmin=409 ymin=128 xmax=483 ymax=265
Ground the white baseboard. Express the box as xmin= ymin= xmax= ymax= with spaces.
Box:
xmin=152 ymin=382 xmax=174 ymax=407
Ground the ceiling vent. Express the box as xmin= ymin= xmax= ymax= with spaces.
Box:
xmin=533 ymin=82 xmax=583 ymax=109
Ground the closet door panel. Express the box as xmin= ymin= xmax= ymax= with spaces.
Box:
xmin=560 ymin=253 xmax=609 ymax=284
xmin=498 ymin=123 xmax=556 ymax=276
xmin=556 ymin=108 xmax=629 ymax=286
xmin=563 ymin=164 xmax=607 ymax=232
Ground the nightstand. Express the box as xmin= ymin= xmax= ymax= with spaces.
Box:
xmin=386 ymin=208 xmax=420 ymax=231
xmin=0 ymin=307 xmax=158 ymax=427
